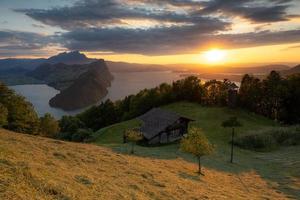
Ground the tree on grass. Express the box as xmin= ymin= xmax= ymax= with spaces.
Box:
xmin=39 ymin=113 xmax=60 ymax=138
xmin=124 ymin=129 xmax=143 ymax=154
xmin=180 ymin=127 xmax=214 ymax=175
xmin=222 ymin=117 xmax=242 ymax=163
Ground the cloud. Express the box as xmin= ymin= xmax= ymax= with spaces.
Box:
xmin=4 ymin=0 xmax=300 ymax=56
xmin=61 ymin=27 xmax=300 ymax=55
xmin=32 ymin=24 xmax=45 ymax=28
xmin=16 ymin=0 xmax=295 ymax=31
xmin=200 ymin=0 xmax=294 ymax=23
xmin=0 ymin=30 xmax=59 ymax=57
xmin=15 ymin=0 xmax=206 ymax=30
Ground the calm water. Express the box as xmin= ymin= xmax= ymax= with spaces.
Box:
xmin=10 ymin=71 xmax=183 ymax=119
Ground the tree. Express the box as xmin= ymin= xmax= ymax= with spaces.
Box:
xmin=0 ymin=82 xmax=40 ymax=134
xmin=222 ymin=117 xmax=242 ymax=163
xmin=124 ymin=129 xmax=143 ymax=154
xmin=40 ymin=113 xmax=60 ymax=138
xmin=180 ymin=127 xmax=214 ymax=175
xmin=59 ymin=116 xmax=85 ymax=133
xmin=262 ymin=71 xmax=284 ymax=121
xmin=0 ymin=103 xmax=8 ymax=127
xmin=71 ymin=129 xmax=93 ymax=142
xmin=238 ymin=74 xmax=263 ymax=112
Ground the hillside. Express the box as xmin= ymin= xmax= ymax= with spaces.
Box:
xmin=282 ymin=64 xmax=300 ymax=76
xmin=94 ymin=102 xmax=300 ymax=199
xmin=1 ymin=127 xmax=296 ymax=200
xmin=49 ymin=61 xmax=113 ymax=110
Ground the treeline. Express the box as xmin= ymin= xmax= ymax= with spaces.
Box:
xmin=58 ymin=76 xmax=246 ymax=141
xmin=239 ymin=71 xmax=300 ymax=123
xmin=1 ymin=71 xmax=300 ymax=142
xmin=0 ymin=82 xmax=59 ymax=136
xmin=67 ymin=71 xmax=299 ymax=137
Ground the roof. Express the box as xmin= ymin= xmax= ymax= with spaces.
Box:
xmin=138 ymin=108 xmax=192 ymax=139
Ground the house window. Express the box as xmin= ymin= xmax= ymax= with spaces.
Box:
xmin=170 ymin=129 xmax=180 ymax=137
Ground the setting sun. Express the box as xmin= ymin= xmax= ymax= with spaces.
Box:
xmin=204 ymin=49 xmax=226 ymax=63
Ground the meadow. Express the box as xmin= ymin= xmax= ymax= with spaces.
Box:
xmin=94 ymin=102 xmax=300 ymax=198
xmin=0 ymin=102 xmax=299 ymax=199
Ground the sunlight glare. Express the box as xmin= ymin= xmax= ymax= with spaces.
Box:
xmin=204 ymin=49 xmax=226 ymax=63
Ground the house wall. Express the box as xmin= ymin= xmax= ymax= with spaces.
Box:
xmin=147 ymin=119 xmax=191 ymax=145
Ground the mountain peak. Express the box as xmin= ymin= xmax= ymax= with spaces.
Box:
xmin=47 ymin=51 xmax=94 ymax=65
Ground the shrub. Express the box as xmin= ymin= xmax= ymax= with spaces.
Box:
xmin=235 ymin=126 xmax=300 ymax=151
xmin=59 ymin=116 xmax=85 ymax=133
xmin=235 ymin=133 xmax=278 ymax=151
xmin=71 ymin=129 xmax=93 ymax=142
xmin=39 ymin=113 xmax=60 ymax=138
xmin=0 ymin=103 xmax=8 ymax=127
xmin=124 ymin=129 xmax=143 ymax=154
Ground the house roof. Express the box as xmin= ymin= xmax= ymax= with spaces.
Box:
xmin=138 ymin=108 xmax=192 ymax=139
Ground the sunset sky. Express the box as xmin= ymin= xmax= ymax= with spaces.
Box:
xmin=1 ymin=0 xmax=300 ymax=65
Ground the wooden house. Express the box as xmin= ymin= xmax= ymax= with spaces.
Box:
xmin=137 ymin=108 xmax=193 ymax=145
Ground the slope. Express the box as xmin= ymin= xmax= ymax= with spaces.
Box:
xmin=94 ymin=102 xmax=300 ymax=199
xmin=0 ymin=128 xmax=294 ymax=200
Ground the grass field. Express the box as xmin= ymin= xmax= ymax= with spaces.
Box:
xmin=94 ymin=102 xmax=300 ymax=199
xmin=0 ymin=102 xmax=299 ymax=199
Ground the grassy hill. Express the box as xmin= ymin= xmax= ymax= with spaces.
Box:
xmin=0 ymin=102 xmax=299 ymax=199
xmin=94 ymin=102 xmax=300 ymax=199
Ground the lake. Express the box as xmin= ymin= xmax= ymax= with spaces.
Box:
xmin=10 ymin=71 xmax=183 ymax=119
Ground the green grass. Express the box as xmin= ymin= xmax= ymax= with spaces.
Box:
xmin=93 ymin=102 xmax=300 ymax=198
xmin=93 ymin=119 xmax=141 ymax=146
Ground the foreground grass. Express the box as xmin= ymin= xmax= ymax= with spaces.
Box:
xmin=94 ymin=102 xmax=300 ymax=199
xmin=0 ymin=128 xmax=295 ymax=200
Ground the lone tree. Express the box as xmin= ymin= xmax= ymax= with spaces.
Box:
xmin=180 ymin=127 xmax=214 ymax=175
xmin=124 ymin=129 xmax=143 ymax=154
xmin=222 ymin=117 xmax=242 ymax=163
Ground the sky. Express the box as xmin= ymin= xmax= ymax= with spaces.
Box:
xmin=0 ymin=0 xmax=300 ymax=65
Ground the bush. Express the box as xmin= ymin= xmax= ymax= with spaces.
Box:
xmin=235 ymin=126 xmax=300 ymax=151
xmin=59 ymin=116 xmax=85 ymax=133
xmin=71 ymin=129 xmax=93 ymax=142
xmin=40 ymin=113 xmax=60 ymax=138
xmin=56 ymin=131 xmax=73 ymax=141
xmin=0 ymin=103 xmax=8 ymax=127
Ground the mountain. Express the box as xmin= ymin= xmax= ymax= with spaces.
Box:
xmin=48 ymin=60 xmax=113 ymax=110
xmin=30 ymin=62 xmax=95 ymax=90
xmin=0 ymin=51 xmax=95 ymax=85
xmin=0 ymin=51 xmax=94 ymax=72
xmin=281 ymin=64 xmax=300 ymax=75
xmin=46 ymin=50 xmax=96 ymax=65
xmin=0 ymin=58 xmax=46 ymax=71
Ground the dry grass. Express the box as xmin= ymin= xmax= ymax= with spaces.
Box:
xmin=0 ymin=129 xmax=294 ymax=200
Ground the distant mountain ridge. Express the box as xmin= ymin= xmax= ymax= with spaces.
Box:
xmin=0 ymin=51 xmax=96 ymax=86
xmin=281 ymin=64 xmax=300 ymax=75
xmin=0 ymin=51 xmax=95 ymax=72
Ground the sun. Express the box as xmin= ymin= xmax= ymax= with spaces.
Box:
xmin=204 ymin=49 xmax=226 ymax=63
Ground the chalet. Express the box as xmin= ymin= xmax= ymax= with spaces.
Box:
xmin=137 ymin=108 xmax=193 ymax=145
